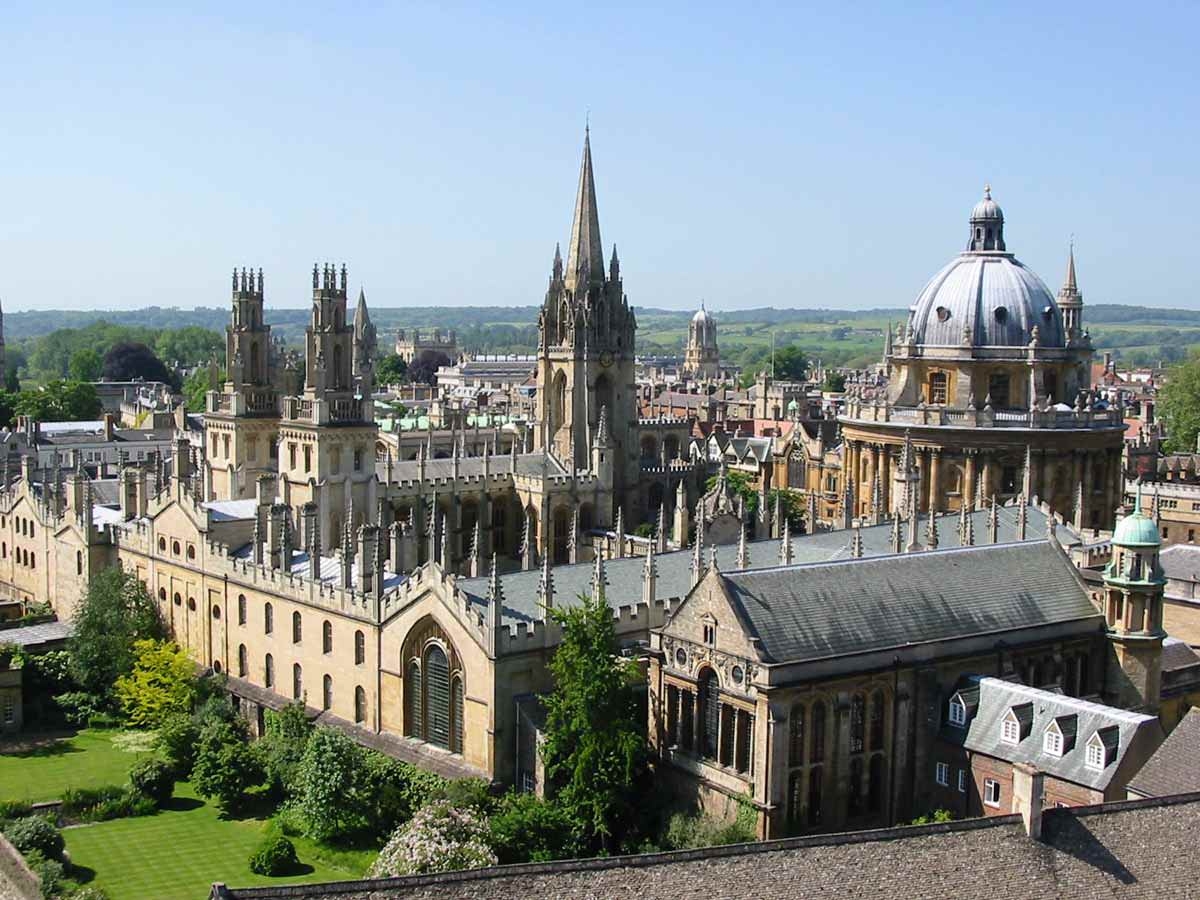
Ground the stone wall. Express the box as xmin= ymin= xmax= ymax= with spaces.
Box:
xmin=0 ymin=833 xmax=40 ymax=900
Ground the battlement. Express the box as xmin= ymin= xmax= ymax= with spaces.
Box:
xmin=638 ymin=416 xmax=690 ymax=427
xmin=231 ymin=266 xmax=264 ymax=299
xmin=639 ymin=459 xmax=697 ymax=476
xmin=311 ymin=262 xmax=348 ymax=298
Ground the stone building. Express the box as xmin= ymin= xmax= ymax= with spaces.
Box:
xmin=682 ymin=303 xmax=720 ymax=380
xmin=393 ymin=327 xmax=458 ymax=366
xmin=838 ymin=190 xmax=1125 ymax=531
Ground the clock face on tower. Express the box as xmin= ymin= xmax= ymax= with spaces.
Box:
xmin=599 ymin=351 xmax=614 ymax=368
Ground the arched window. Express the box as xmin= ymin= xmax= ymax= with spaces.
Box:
xmin=187 ymin=545 xmax=196 ymax=561
xmin=869 ymin=690 xmax=885 ymax=751
xmin=238 ymin=594 xmax=246 ymax=626
xmin=406 ymin=660 xmax=422 ymax=738
xmin=808 ymin=767 xmax=823 ymax=826
xmin=788 ymin=704 xmax=805 ymax=766
xmin=173 ymin=592 xmax=182 ymax=606
xmin=264 ymin=653 xmax=274 ymax=687
xmin=292 ymin=611 xmax=302 ymax=644
xmin=76 ymin=550 xmax=82 ymax=575
xmin=700 ymin=669 xmax=721 ymax=760
xmin=788 ymin=771 xmax=805 ymax=830
xmin=355 ymin=630 xmax=365 ymax=665
xmin=811 ymin=701 xmax=826 ymax=764
xmin=237 ymin=644 xmax=247 ymax=677
xmin=292 ymin=663 xmax=303 ymax=700
xmin=451 ymin=676 xmax=464 ymax=753
xmin=264 ymin=602 xmax=273 ymax=634
xmin=212 ymin=604 xmax=221 ymax=620
xmin=323 ymin=620 xmax=333 ymax=654
xmin=424 ymin=645 xmax=451 ymax=749
xmin=322 ymin=675 xmax=333 ymax=711
xmin=868 ymin=755 xmax=885 ymax=813
xmin=158 ymin=587 xmax=166 ymax=602
xmin=30 ymin=554 xmax=34 ymax=570
xmin=850 ymin=693 xmax=866 ymax=754
xmin=172 ymin=540 xmax=181 ymax=555
xmin=355 ymin=686 xmax=367 ymax=724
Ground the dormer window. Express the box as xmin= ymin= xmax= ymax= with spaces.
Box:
xmin=947 ymin=695 xmax=967 ymax=728
xmin=1087 ymin=726 xmax=1117 ymax=770
xmin=1044 ymin=724 xmax=1064 ymax=757
xmin=1086 ymin=736 xmax=1105 ymax=770
xmin=1001 ymin=709 xmax=1021 ymax=744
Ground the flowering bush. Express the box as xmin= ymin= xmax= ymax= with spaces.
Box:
xmin=370 ymin=800 xmax=497 ymax=877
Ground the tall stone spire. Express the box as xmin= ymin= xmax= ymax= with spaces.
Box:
xmin=737 ymin=520 xmax=749 ymax=569
xmin=564 ymin=127 xmax=604 ymax=295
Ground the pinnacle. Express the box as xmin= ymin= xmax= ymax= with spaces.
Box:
xmin=564 ymin=128 xmax=604 ymax=294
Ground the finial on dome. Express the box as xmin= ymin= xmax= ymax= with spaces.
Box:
xmin=984 ymin=183 xmax=992 ymax=199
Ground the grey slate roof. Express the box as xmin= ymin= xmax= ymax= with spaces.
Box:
xmin=211 ymin=793 xmax=1200 ymax=899
xmin=378 ymin=451 xmax=568 ymax=484
xmin=456 ymin=503 xmax=1069 ymax=630
xmin=718 ymin=542 xmax=1101 ymax=665
xmin=948 ymin=677 xmax=1160 ymax=791
xmin=1159 ymin=543 xmax=1200 ymax=583
xmin=1128 ymin=708 xmax=1200 ymax=798
xmin=0 ymin=620 xmax=72 ymax=648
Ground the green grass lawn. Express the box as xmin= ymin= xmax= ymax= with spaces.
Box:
xmin=63 ymin=783 xmax=376 ymax=900
xmin=0 ymin=729 xmax=152 ymax=802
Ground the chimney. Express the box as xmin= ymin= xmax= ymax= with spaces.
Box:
xmin=1012 ymin=763 xmax=1045 ymax=841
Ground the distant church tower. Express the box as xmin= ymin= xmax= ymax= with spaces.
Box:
xmin=205 ymin=268 xmax=281 ymax=501
xmin=683 ymin=302 xmax=719 ymax=379
xmin=1102 ymin=488 xmax=1165 ymax=713
xmin=278 ymin=264 xmax=378 ymax=552
xmin=535 ymin=129 xmax=636 ymax=518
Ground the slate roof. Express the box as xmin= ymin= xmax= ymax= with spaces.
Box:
xmin=947 ymin=677 xmax=1160 ymax=791
xmin=211 ymin=793 xmax=1200 ymax=899
xmin=1159 ymin=543 xmax=1200 ymax=584
xmin=378 ymin=451 xmax=568 ymax=484
xmin=456 ymin=503 xmax=1070 ymax=631
xmin=0 ymin=620 xmax=72 ymax=648
xmin=1128 ymin=708 xmax=1200 ymax=798
xmin=718 ymin=542 xmax=1101 ymax=665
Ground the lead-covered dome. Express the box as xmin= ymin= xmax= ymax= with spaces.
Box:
xmin=908 ymin=187 xmax=1066 ymax=349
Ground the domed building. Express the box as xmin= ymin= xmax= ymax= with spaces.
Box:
xmin=839 ymin=187 xmax=1126 ymax=531
xmin=683 ymin=302 xmax=721 ymax=379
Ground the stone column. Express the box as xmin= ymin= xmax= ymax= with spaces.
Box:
xmin=964 ymin=451 xmax=977 ymax=511
xmin=881 ymin=446 xmax=893 ymax=512
xmin=917 ymin=449 xmax=929 ymax=512
xmin=979 ymin=451 xmax=992 ymax=505
xmin=929 ymin=450 xmax=942 ymax=514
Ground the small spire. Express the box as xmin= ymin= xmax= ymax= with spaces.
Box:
xmin=988 ymin=495 xmax=999 ymax=544
xmin=926 ymin=506 xmax=939 ymax=550
xmin=890 ymin=513 xmax=903 ymax=554
xmin=1017 ymin=494 xmax=1028 ymax=540
xmin=964 ymin=509 xmax=975 ymax=546
xmin=737 ymin=519 xmax=749 ymax=569
xmin=537 ymin=553 xmax=554 ymax=612
xmin=708 ymin=544 xmax=719 ymax=572
xmin=779 ymin=516 xmax=793 ymax=565
xmin=592 ymin=550 xmax=607 ymax=598
xmin=850 ymin=523 xmax=864 ymax=558
xmin=1065 ymin=240 xmax=1078 ymax=293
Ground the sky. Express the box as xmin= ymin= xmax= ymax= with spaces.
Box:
xmin=0 ymin=2 xmax=1197 ymax=313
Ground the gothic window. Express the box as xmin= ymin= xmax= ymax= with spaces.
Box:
xmin=680 ymin=690 xmax=695 ymax=751
xmin=264 ymin=602 xmax=273 ymax=634
xmin=303 ymin=446 xmax=312 ymax=474
xmin=667 ymin=685 xmax=680 ymax=746
xmin=264 ymin=653 xmax=274 ymax=688
xmin=322 ymin=675 xmax=333 ymax=711
xmin=292 ymin=663 xmax=303 ymax=700
xmin=869 ymin=690 xmax=885 ymax=750
xmin=406 ymin=660 xmax=423 ymax=738
xmin=323 ymin=620 xmax=333 ymax=654
xmin=354 ymin=630 xmax=365 ymax=665
xmin=700 ymin=670 xmax=720 ymax=760
xmin=333 ymin=345 xmax=344 ymax=390
xmin=868 ymin=755 xmax=885 ymax=813
xmin=807 ymin=767 xmax=823 ymax=826
xmin=237 ymin=644 xmax=247 ymax=677
xmin=222 ymin=434 xmax=230 ymax=459
xmin=355 ymin=686 xmax=367 ymax=724
xmin=788 ymin=771 xmax=805 ymax=831
xmin=811 ymin=701 xmax=826 ymax=764
xmin=425 ymin=645 xmax=452 ymax=750
xmin=789 ymin=704 xmax=805 ymax=766
xmin=928 ymin=372 xmax=948 ymax=405
xmin=238 ymin=594 xmax=247 ymax=625
xmin=848 ymin=756 xmax=864 ymax=817
xmin=850 ymin=693 xmax=866 ymax=754
xmin=451 ymin=676 xmax=464 ymax=753
xmin=292 ymin=611 xmax=302 ymax=644
xmin=354 ymin=449 xmax=363 ymax=471
xmin=1001 ymin=466 xmax=1018 ymax=493
xmin=76 ymin=550 xmax=82 ymax=575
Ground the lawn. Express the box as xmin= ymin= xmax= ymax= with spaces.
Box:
xmin=63 ymin=783 xmax=376 ymax=900
xmin=0 ymin=729 xmax=152 ymax=802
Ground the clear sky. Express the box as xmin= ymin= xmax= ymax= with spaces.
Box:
xmin=1 ymin=2 xmax=1196 ymax=313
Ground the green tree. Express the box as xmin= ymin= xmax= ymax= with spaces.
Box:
xmin=541 ymin=589 xmax=646 ymax=850
xmin=1160 ymin=351 xmax=1200 ymax=452
xmin=296 ymin=726 xmax=364 ymax=841
xmin=113 ymin=639 xmax=197 ymax=728
xmin=489 ymin=791 xmax=578 ymax=863
xmin=13 ymin=381 xmax=101 ymax=422
xmin=259 ymin=702 xmax=313 ymax=796
xmin=376 ymin=354 xmax=408 ymax=386
xmin=192 ymin=719 xmax=261 ymax=813
xmin=773 ymin=345 xmax=809 ymax=381
xmin=706 ymin=469 xmax=759 ymax=519
xmin=183 ymin=367 xmax=222 ymax=413
xmin=68 ymin=568 xmax=164 ymax=701
xmin=68 ymin=348 xmax=103 ymax=382
xmin=823 ymin=370 xmax=847 ymax=392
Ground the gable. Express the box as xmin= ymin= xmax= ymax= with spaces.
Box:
xmin=663 ymin=570 xmax=762 ymax=662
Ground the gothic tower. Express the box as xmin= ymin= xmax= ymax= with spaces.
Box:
xmin=1057 ymin=243 xmax=1084 ymax=342
xmin=278 ymin=264 xmax=378 ymax=553
xmin=1102 ymin=487 xmax=1165 ymax=713
xmin=205 ymin=268 xmax=281 ymax=501
xmin=535 ymin=129 xmax=637 ymax=520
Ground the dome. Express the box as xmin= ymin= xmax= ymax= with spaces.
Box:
xmin=971 ymin=185 xmax=1003 ymax=221
xmin=1112 ymin=510 xmax=1161 ymax=547
xmin=909 ymin=254 xmax=1066 ymax=348
xmin=692 ymin=305 xmax=714 ymax=326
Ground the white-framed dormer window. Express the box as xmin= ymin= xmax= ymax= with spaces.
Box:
xmin=984 ymin=778 xmax=1001 ymax=808
xmin=1001 ymin=710 xmax=1021 ymax=744
xmin=935 ymin=762 xmax=949 ymax=786
xmin=947 ymin=695 xmax=967 ymax=727
xmin=1086 ymin=734 xmax=1106 ymax=770
xmin=1044 ymin=723 xmax=1064 ymax=757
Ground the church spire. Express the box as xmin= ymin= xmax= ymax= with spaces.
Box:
xmin=564 ymin=128 xmax=604 ymax=294
xmin=1057 ymin=241 xmax=1084 ymax=338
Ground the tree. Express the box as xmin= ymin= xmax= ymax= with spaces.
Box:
xmin=113 ymin=639 xmax=197 ymax=728
xmin=101 ymin=340 xmax=176 ymax=387
xmin=773 ymin=345 xmax=808 ymax=381
xmin=541 ymin=589 xmax=646 ymax=850
xmin=706 ymin=469 xmax=759 ymax=519
xmin=296 ymin=726 xmax=364 ymax=841
xmin=375 ymin=354 xmax=408 ymax=386
xmin=408 ymin=350 xmax=451 ymax=386
xmin=13 ymin=381 xmax=101 ymax=422
xmin=68 ymin=348 xmax=103 ymax=382
xmin=183 ymin=367 xmax=222 ymax=413
xmin=1160 ymin=352 xmax=1200 ymax=453
xmin=370 ymin=800 xmax=497 ymax=877
xmin=192 ymin=719 xmax=261 ymax=813
xmin=823 ymin=371 xmax=847 ymax=392
xmin=259 ymin=702 xmax=313 ymax=796
xmin=489 ymin=791 xmax=578 ymax=863
xmin=68 ymin=568 xmax=163 ymax=700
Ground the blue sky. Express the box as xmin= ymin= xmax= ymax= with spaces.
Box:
xmin=0 ymin=2 xmax=1195 ymax=312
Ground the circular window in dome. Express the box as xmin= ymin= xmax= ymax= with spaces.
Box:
xmin=674 ymin=647 xmax=687 ymax=668
xmin=994 ymin=307 xmax=1009 ymax=325
xmin=936 ymin=306 xmax=951 ymax=323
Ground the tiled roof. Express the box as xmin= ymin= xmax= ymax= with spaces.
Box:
xmin=0 ymin=620 xmax=72 ymax=648
xmin=720 ymin=542 xmax=1101 ymax=664
xmin=211 ymin=793 xmax=1200 ymax=899
xmin=1128 ymin=709 xmax=1200 ymax=798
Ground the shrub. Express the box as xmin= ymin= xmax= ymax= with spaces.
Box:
xmin=248 ymin=833 xmax=300 ymax=876
xmin=910 ymin=809 xmax=954 ymax=825
xmin=489 ymin=792 xmax=578 ymax=864
xmin=433 ymin=778 xmax=493 ymax=815
xmin=3 ymin=816 xmax=64 ymax=860
xmin=259 ymin=703 xmax=313 ymax=797
xmin=61 ymin=785 xmax=156 ymax=822
xmin=86 ymin=711 xmax=122 ymax=730
xmin=359 ymin=752 xmax=447 ymax=837
xmin=662 ymin=811 xmax=755 ymax=850
xmin=273 ymin=802 xmax=306 ymax=838
xmin=128 ymin=757 xmax=175 ymax=806
xmin=370 ymin=800 xmax=497 ymax=877
xmin=113 ymin=639 xmax=197 ymax=728
xmin=192 ymin=720 xmax=261 ymax=813
xmin=68 ymin=888 xmax=111 ymax=900
xmin=296 ymin=727 xmax=363 ymax=841
xmin=0 ymin=799 xmax=33 ymax=823
xmin=156 ymin=712 xmax=200 ymax=777
xmin=22 ymin=850 xmax=64 ymax=900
